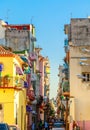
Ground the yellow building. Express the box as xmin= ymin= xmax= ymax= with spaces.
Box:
xmin=0 ymin=46 xmax=26 ymax=130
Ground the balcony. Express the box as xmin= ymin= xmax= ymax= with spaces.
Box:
xmin=45 ymin=85 xmax=50 ymax=91
xmin=64 ymin=39 xmax=69 ymax=53
xmin=62 ymin=80 xmax=70 ymax=93
xmin=31 ymin=36 xmax=37 ymax=42
xmin=29 ymin=52 xmax=37 ymax=61
xmin=31 ymin=73 xmax=37 ymax=81
xmin=0 ymin=75 xmax=28 ymax=88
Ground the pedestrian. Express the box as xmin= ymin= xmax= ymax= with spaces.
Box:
xmin=44 ymin=121 xmax=48 ymax=130
xmin=31 ymin=122 xmax=35 ymax=130
xmin=38 ymin=119 xmax=43 ymax=130
xmin=36 ymin=121 xmax=39 ymax=130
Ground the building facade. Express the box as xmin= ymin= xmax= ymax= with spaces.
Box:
xmin=0 ymin=46 xmax=26 ymax=130
xmin=64 ymin=18 xmax=90 ymax=130
xmin=0 ymin=20 xmax=51 ymax=130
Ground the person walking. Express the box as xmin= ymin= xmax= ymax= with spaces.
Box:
xmin=38 ymin=119 xmax=43 ymax=130
xmin=44 ymin=121 xmax=48 ymax=130
xmin=32 ymin=122 xmax=35 ymax=130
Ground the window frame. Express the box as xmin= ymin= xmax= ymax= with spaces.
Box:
xmin=82 ymin=72 xmax=90 ymax=82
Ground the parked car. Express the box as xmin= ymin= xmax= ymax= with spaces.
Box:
xmin=52 ymin=121 xmax=65 ymax=130
xmin=0 ymin=123 xmax=10 ymax=130
xmin=9 ymin=124 xmax=20 ymax=130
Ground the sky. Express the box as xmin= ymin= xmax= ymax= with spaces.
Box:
xmin=0 ymin=0 xmax=90 ymax=99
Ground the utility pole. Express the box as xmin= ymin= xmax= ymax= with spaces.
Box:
xmin=31 ymin=16 xmax=34 ymax=24
xmin=5 ymin=9 xmax=10 ymax=22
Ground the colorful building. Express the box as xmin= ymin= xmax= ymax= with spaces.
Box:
xmin=0 ymin=20 xmax=51 ymax=130
xmin=0 ymin=46 xmax=26 ymax=130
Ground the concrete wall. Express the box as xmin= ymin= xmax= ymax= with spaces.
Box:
xmin=0 ymin=89 xmax=14 ymax=123
xmin=0 ymin=55 xmax=26 ymax=130
xmin=71 ymin=18 xmax=90 ymax=45
xmin=0 ymin=20 xmax=6 ymax=45
xmin=70 ymin=46 xmax=90 ymax=122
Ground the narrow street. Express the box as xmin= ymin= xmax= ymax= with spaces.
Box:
xmin=0 ymin=1 xmax=90 ymax=130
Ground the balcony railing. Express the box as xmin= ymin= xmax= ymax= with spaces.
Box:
xmin=29 ymin=52 xmax=37 ymax=61
xmin=62 ymin=80 xmax=70 ymax=92
xmin=0 ymin=76 xmax=28 ymax=88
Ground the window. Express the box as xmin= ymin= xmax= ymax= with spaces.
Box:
xmin=0 ymin=104 xmax=2 ymax=110
xmin=23 ymin=26 xmax=27 ymax=30
xmin=11 ymin=28 xmax=16 ymax=30
xmin=86 ymin=28 xmax=89 ymax=36
xmin=82 ymin=72 xmax=90 ymax=82
xmin=0 ymin=104 xmax=4 ymax=122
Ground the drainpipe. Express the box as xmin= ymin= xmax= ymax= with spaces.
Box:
xmin=65 ymin=97 xmax=69 ymax=130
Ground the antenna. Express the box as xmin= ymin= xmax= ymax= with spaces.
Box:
xmin=70 ymin=13 xmax=72 ymax=19
xmin=31 ymin=16 xmax=34 ymax=24
xmin=5 ymin=9 xmax=10 ymax=21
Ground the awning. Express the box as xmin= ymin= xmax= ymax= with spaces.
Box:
xmin=20 ymin=55 xmax=32 ymax=67
xmin=20 ymin=55 xmax=28 ymax=62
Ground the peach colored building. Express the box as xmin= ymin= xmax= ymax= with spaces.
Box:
xmin=65 ymin=18 xmax=90 ymax=130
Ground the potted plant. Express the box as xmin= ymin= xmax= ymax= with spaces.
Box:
xmin=3 ymin=74 xmax=10 ymax=87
